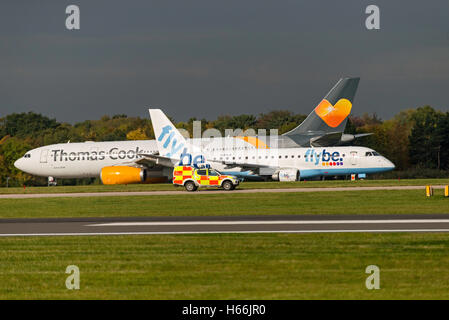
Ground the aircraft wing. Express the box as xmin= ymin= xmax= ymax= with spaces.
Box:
xmin=214 ymin=160 xmax=282 ymax=175
xmin=136 ymin=154 xmax=277 ymax=172
xmin=218 ymin=161 xmax=272 ymax=170
xmin=135 ymin=153 xmax=177 ymax=168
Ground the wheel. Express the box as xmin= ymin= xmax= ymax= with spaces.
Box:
xmin=222 ymin=180 xmax=233 ymax=191
xmin=184 ymin=181 xmax=197 ymax=192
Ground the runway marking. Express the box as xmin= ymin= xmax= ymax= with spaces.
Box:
xmin=2 ymin=229 xmax=449 ymax=237
xmin=88 ymin=219 xmax=449 ymax=227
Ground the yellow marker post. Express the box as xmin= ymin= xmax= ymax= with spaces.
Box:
xmin=445 ymin=185 xmax=449 ymax=197
xmin=425 ymin=185 xmax=433 ymax=197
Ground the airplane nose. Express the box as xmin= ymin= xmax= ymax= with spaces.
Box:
xmin=385 ymin=158 xmax=395 ymax=169
xmin=14 ymin=158 xmax=24 ymax=171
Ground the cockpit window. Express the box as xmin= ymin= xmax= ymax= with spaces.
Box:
xmin=365 ymin=152 xmax=372 ymax=156
xmin=24 ymin=153 xmax=31 ymax=158
xmin=372 ymin=151 xmax=380 ymax=156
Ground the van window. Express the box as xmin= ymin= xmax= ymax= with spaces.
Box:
xmin=208 ymin=170 xmax=219 ymax=176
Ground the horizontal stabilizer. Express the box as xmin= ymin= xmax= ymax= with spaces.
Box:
xmin=340 ymin=132 xmax=373 ymax=143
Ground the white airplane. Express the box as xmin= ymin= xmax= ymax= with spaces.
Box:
xmin=14 ymin=77 xmax=393 ymax=183
xmin=147 ymin=109 xmax=395 ymax=181
xmin=14 ymin=140 xmax=169 ymax=184
xmin=14 ymin=109 xmax=394 ymax=184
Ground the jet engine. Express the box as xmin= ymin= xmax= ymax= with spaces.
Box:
xmin=100 ymin=166 xmax=168 ymax=185
xmin=272 ymin=169 xmax=299 ymax=182
xmin=100 ymin=166 xmax=147 ymax=185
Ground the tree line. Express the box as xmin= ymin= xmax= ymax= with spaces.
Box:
xmin=0 ymin=105 xmax=448 ymax=186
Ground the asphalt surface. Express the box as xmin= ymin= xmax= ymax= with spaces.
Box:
xmin=0 ymin=185 xmax=446 ymax=199
xmin=2 ymin=214 xmax=449 ymax=236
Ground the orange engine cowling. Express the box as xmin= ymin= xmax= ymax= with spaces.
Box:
xmin=100 ymin=166 xmax=147 ymax=185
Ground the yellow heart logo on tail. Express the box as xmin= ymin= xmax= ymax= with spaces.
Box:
xmin=314 ymin=98 xmax=352 ymax=128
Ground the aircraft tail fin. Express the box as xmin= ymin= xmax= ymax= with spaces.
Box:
xmin=149 ymin=109 xmax=188 ymax=160
xmin=283 ymin=77 xmax=360 ymax=141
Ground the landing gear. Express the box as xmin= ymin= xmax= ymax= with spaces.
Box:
xmin=48 ymin=176 xmax=57 ymax=186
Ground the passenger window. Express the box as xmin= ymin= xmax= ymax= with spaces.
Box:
xmin=197 ymin=170 xmax=207 ymax=176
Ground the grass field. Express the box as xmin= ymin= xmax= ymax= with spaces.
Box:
xmin=0 ymin=189 xmax=448 ymax=219
xmin=0 ymin=178 xmax=448 ymax=194
xmin=1 ymin=180 xmax=449 ymax=300
xmin=1 ymin=232 xmax=449 ymax=299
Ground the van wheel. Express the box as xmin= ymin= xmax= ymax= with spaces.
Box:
xmin=185 ymin=181 xmax=197 ymax=192
xmin=222 ymin=180 xmax=233 ymax=191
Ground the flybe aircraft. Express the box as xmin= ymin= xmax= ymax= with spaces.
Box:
xmin=147 ymin=109 xmax=395 ymax=181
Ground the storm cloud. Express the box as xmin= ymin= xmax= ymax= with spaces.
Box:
xmin=0 ymin=0 xmax=448 ymax=122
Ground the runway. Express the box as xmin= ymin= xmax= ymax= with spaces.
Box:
xmin=2 ymin=214 xmax=449 ymax=237
xmin=0 ymin=185 xmax=445 ymax=199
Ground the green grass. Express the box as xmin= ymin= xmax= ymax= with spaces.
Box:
xmin=0 ymin=189 xmax=448 ymax=219
xmin=1 ymin=233 xmax=449 ymax=299
xmin=0 ymin=178 xmax=448 ymax=194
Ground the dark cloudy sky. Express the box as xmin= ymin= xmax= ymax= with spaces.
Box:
xmin=0 ymin=0 xmax=448 ymax=123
